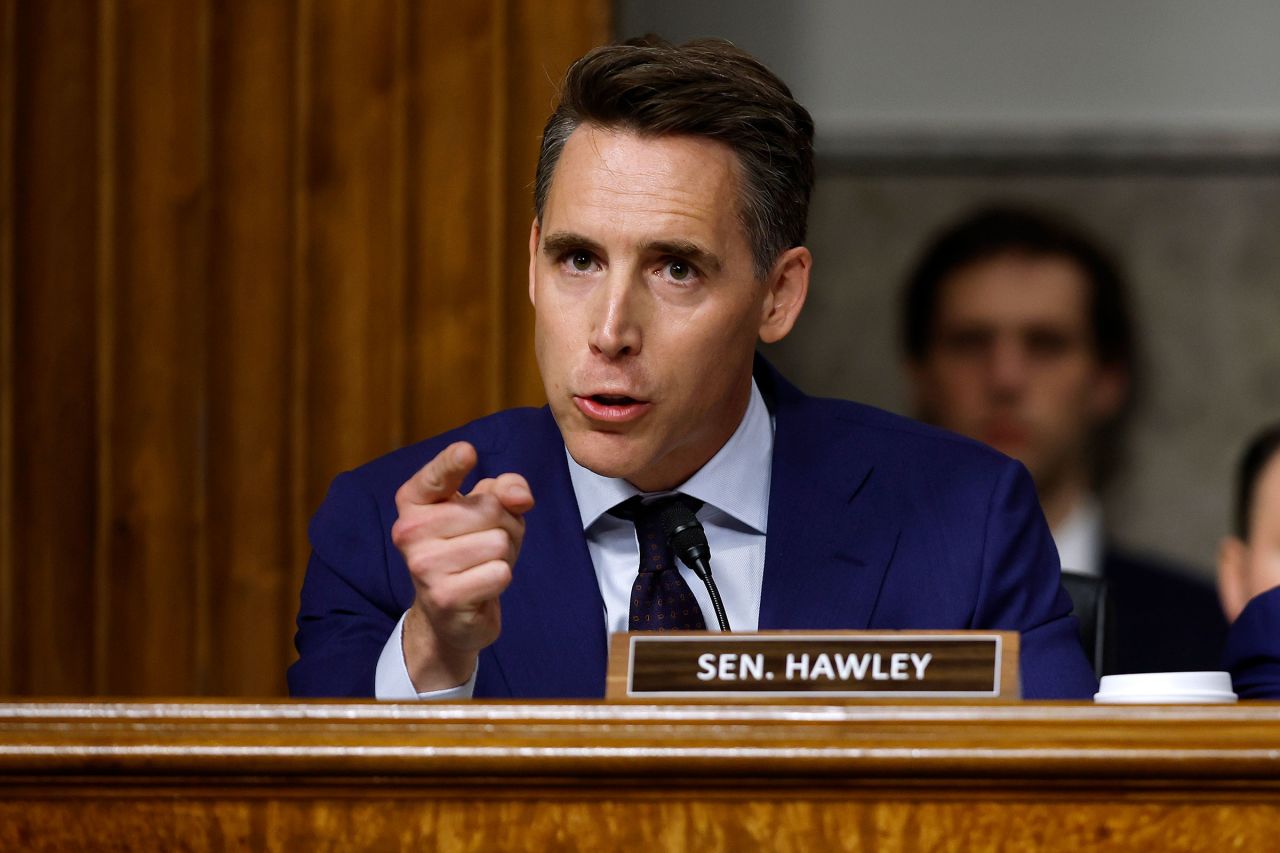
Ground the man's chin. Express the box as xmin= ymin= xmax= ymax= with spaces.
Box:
xmin=974 ymin=426 xmax=1036 ymax=463
xmin=987 ymin=438 xmax=1026 ymax=460
xmin=563 ymin=433 xmax=647 ymax=482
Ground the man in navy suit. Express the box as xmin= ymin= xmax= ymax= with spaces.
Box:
xmin=902 ymin=206 xmax=1227 ymax=674
xmin=1219 ymin=423 xmax=1280 ymax=698
xmin=288 ymin=39 xmax=1096 ymax=700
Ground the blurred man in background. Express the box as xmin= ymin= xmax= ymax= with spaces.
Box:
xmin=1219 ymin=423 xmax=1280 ymax=698
xmin=902 ymin=205 xmax=1227 ymax=674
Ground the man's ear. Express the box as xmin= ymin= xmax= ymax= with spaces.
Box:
xmin=528 ymin=219 xmax=540 ymax=306
xmin=757 ymin=246 xmax=811 ymax=344
xmin=1217 ymin=535 xmax=1249 ymax=623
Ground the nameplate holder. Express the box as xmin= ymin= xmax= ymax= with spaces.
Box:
xmin=606 ymin=630 xmax=1020 ymax=701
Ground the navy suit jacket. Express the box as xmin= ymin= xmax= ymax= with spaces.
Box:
xmin=1104 ymin=548 xmax=1228 ymax=675
xmin=288 ymin=361 xmax=1097 ymax=699
xmin=1223 ymin=586 xmax=1280 ymax=699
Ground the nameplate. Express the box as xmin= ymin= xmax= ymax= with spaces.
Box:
xmin=606 ymin=631 xmax=1019 ymax=701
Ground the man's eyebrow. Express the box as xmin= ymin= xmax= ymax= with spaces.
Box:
xmin=540 ymin=231 xmax=603 ymax=258
xmin=644 ymin=240 xmax=722 ymax=275
xmin=539 ymin=232 xmax=724 ymax=275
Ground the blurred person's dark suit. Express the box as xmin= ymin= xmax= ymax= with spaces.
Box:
xmin=1223 ymin=586 xmax=1280 ymax=698
xmin=1106 ymin=549 xmax=1227 ymax=673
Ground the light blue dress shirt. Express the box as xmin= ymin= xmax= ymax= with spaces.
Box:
xmin=375 ymin=379 xmax=773 ymax=699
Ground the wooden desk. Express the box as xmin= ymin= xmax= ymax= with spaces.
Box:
xmin=3 ymin=701 xmax=1280 ymax=850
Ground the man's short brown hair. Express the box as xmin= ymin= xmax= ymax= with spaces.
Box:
xmin=534 ymin=37 xmax=815 ymax=280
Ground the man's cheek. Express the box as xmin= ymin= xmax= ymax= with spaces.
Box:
xmin=1257 ymin=550 xmax=1280 ymax=590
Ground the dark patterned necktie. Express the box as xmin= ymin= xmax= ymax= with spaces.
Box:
xmin=610 ymin=495 xmax=707 ymax=631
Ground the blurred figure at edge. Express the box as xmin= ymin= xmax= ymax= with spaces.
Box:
xmin=902 ymin=205 xmax=1227 ymax=674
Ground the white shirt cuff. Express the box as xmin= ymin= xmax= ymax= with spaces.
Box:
xmin=375 ymin=610 xmax=477 ymax=700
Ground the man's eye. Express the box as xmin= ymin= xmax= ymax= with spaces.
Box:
xmin=570 ymin=252 xmax=593 ymax=272
xmin=1025 ymin=331 xmax=1072 ymax=359
xmin=941 ymin=330 xmax=990 ymax=356
xmin=665 ymin=259 xmax=693 ymax=282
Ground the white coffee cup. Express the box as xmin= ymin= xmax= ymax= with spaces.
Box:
xmin=1093 ymin=671 xmax=1237 ymax=704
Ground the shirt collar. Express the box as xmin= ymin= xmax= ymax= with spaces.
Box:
xmin=565 ymin=378 xmax=773 ymax=534
xmin=1052 ymin=494 xmax=1105 ymax=577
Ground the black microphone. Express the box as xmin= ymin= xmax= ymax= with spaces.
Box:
xmin=659 ymin=499 xmax=731 ymax=632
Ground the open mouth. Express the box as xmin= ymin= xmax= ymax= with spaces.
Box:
xmin=574 ymin=393 xmax=651 ymax=423
xmin=591 ymin=394 xmax=638 ymax=406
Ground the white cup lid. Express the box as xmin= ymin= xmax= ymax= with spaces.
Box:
xmin=1094 ymin=670 xmax=1237 ymax=703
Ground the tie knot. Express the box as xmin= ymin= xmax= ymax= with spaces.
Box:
xmin=608 ymin=493 xmax=703 ymax=525
xmin=609 ymin=494 xmax=704 ymax=576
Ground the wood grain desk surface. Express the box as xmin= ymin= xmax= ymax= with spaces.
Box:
xmin=3 ymin=699 xmax=1280 ymax=780
xmin=3 ymin=701 xmax=1279 ymax=851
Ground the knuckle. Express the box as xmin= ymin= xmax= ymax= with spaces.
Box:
xmin=391 ymin=508 xmax=437 ymax=548
xmin=469 ymin=492 xmax=504 ymax=523
xmin=486 ymin=560 xmax=513 ymax=588
xmin=404 ymin=539 xmax=449 ymax=579
xmin=411 ymin=475 xmax=441 ymax=501
xmin=390 ymin=516 xmax=412 ymax=547
xmin=421 ymin=467 xmax=445 ymax=492
xmin=469 ymin=560 xmax=512 ymax=598
xmin=479 ymin=528 xmax=512 ymax=561
xmin=497 ymin=473 xmax=525 ymax=493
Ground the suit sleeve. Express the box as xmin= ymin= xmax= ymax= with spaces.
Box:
xmin=287 ymin=472 xmax=403 ymax=698
xmin=973 ymin=460 xmax=1098 ymax=699
xmin=1223 ymin=585 xmax=1280 ymax=699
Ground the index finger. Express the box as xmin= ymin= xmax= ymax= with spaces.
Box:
xmin=397 ymin=441 xmax=478 ymax=508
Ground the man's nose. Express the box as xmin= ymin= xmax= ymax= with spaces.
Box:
xmin=988 ymin=338 xmax=1031 ymax=397
xmin=588 ymin=274 xmax=643 ymax=358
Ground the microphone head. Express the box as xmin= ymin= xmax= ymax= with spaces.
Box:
xmin=659 ymin=498 xmax=711 ymax=567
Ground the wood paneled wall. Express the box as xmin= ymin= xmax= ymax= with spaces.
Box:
xmin=0 ymin=0 xmax=610 ymax=697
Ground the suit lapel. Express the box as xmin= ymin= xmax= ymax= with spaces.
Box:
xmin=486 ymin=408 xmax=608 ymax=697
xmin=756 ymin=363 xmax=901 ymax=630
